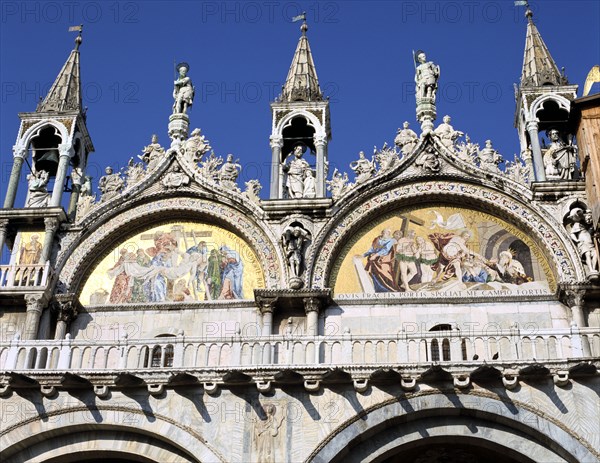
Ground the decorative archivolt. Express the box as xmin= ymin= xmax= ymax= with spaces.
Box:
xmin=308 ymin=179 xmax=584 ymax=290
xmin=57 ymin=197 xmax=284 ymax=294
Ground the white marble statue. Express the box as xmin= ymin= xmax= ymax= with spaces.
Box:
xmin=173 ymin=62 xmax=194 ymax=114
xmin=139 ymin=134 xmax=165 ymax=170
xmin=478 ymin=140 xmax=503 ymax=173
xmin=415 ymin=51 xmax=440 ymax=102
xmin=183 ymin=128 xmax=211 ymax=164
xmin=284 ymin=146 xmax=310 ymax=199
xmin=98 ymin=166 xmax=125 ymax=202
xmin=434 ymin=115 xmax=464 ymax=148
xmin=543 ymin=129 xmax=577 ymax=180
xmin=394 ymin=122 xmax=418 ymax=156
xmin=326 ymin=168 xmax=351 ymax=201
xmin=350 ymin=151 xmax=375 ymax=184
xmin=26 ymin=170 xmax=50 ymax=207
xmin=569 ymin=207 xmax=598 ymax=277
xmin=162 ymin=164 xmax=190 ymax=189
xmin=282 ymin=226 xmax=310 ymax=279
xmin=303 ymin=170 xmax=317 ymax=198
xmin=219 ymin=154 xmax=242 ymax=191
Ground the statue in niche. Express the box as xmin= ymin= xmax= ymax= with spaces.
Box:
xmin=543 ymin=128 xmax=577 ymax=180
xmin=98 ymin=166 xmax=124 ymax=202
xmin=282 ymin=225 xmax=310 ymax=285
xmin=172 ymin=62 xmax=195 ymax=114
xmin=218 ymin=154 xmax=241 ymax=190
xmin=569 ymin=207 xmax=598 ymax=277
xmin=477 ymin=140 xmax=503 ymax=173
xmin=434 ymin=115 xmax=464 ymax=148
xmin=415 ymin=50 xmax=440 ymax=102
xmin=303 ymin=169 xmax=317 ymax=198
xmin=26 ymin=169 xmax=50 ymax=207
xmin=350 ymin=151 xmax=375 ymax=183
xmin=182 ymin=128 xmax=211 ymax=164
xmin=284 ymin=146 xmax=310 ymax=199
xmin=394 ymin=121 xmax=418 ymax=155
xmin=139 ymin=134 xmax=165 ymax=170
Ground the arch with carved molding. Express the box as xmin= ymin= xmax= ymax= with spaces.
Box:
xmin=308 ymin=179 xmax=584 ymax=289
xmin=307 ymin=391 xmax=598 ymax=463
xmin=0 ymin=404 xmax=225 ymax=463
xmin=15 ymin=119 xmax=71 ymax=155
xmin=275 ymin=109 xmax=326 ymax=139
xmin=529 ymin=93 xmax=572 ymax=121
xmin=57 ymin=196 xmax=284 ymax=294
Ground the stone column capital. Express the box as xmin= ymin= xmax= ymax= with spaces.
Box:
xmin=52 ymin=294 xmax=81 ymax=323
xmin=256 ymin=296 xmax=277 ymax=315
xmin=269 ymin=136 xmax=284 ymax=149
xmin=58 ymin=144 xmax=74 ymax=157
xmin=313 ymin=134 xmax=327 ymax=147
xmin=0 ymin=219 xmax=9 ymax=229
xmin=44 ymin=217 xmax=60 ymax=233
xmin=525 ymin=121 xmax=539 ymax=133
xmin=24 ymin=294 xmax=47 ymax=313
xmin=303 ymin=297 xmax=321 ymax=314
xmin=564 ymin=289 xmax=585 ymax=308
xmin=12 ymin=146 xmax=27 ymax=159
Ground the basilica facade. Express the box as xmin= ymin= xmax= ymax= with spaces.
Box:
xmin=1 ymin=10 xmax=599 ymax=463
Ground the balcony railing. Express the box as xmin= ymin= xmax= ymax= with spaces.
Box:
xmin=1 ymin=327 xmax=599 ymax=373
xmin=0 ymin=262 xmax=54 ymax=289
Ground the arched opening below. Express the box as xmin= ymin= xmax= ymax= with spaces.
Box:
xmin=380 ymin=437 xmax=533 ymax=463
xmin=281 ymin=116 xmax=316 ymax=161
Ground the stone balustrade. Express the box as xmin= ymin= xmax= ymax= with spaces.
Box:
xmin=1 ymin=327 xmax=598 ymax=373
xmin=0 ymin=262 xmax=54 ymax=289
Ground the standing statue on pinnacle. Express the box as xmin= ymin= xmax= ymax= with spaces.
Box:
xmin=415 ymin=51 xmax=440 ymax=102
xmin=414 ymin=50 xmax=440 ymax=134
xmin=173 ymin=62 xmax=195 ymax=114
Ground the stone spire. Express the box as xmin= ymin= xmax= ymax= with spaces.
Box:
xmin=520 ymin=7 xmax=568 ymax=87
xmin=280 ymin=17 xmax=323 ymax=102
xmin=37 ymin=26 xmax=83 ymax=113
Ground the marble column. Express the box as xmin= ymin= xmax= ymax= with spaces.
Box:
xmin=526 ymin=121 xmax=546 ymax=182
xmin=4 ymin=151 xmax=26 ymax=208
xmin=314 ymin=134 xmax=327 ymax=197
xmin=50 ymin=145 xmax=73 ymax=207
xmin=257 ymin=297 xmax=277 ymax=337
xmin=304 ymin=297 xmax=321 ymax=336
xmin=269 ymin=136 xmax=283 ymax=199
xmin=23 ymin=294 xmax=46 ymax=340
xmin=41 ymin=217 xmax=59 ymax=263
xmin=0 ymin=219 xmax=9 ymax=263
xmin=566 ymin=289 xmax=590 ymax=357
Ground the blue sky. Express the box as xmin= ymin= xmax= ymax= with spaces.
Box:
xmin=1 ymin=0 xmax=599 ymax=206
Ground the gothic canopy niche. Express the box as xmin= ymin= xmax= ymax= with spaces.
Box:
xmin=330 ymin=205 xmax=556 ymax=300
xmin=79 ymin=221 xmax=265 ymax=305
